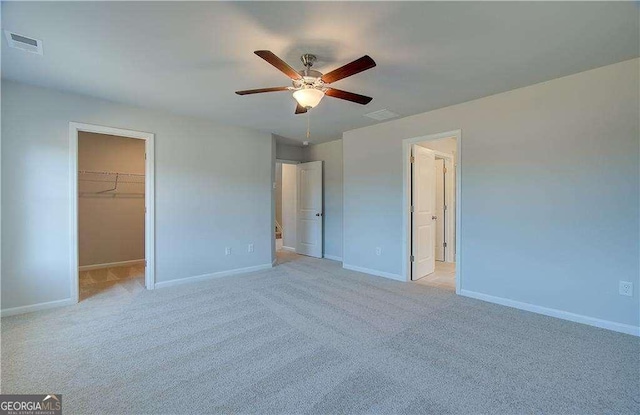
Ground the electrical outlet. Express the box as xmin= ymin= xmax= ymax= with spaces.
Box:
xmin=619 ymin=281 xmax=633 ymax=297
xmin=375 ymin=247 xmax=382 ymax=256
xmin=248 ymin=243 xmax=254 ymax=253
xmin=225 ymin=247 xmax=231 ymax=256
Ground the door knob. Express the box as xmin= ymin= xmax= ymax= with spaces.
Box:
xmin=432 ymin=215 xmax=437 ymax=220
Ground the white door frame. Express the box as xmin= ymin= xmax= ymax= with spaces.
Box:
xmin=402 ymin=130 xmax=462 ymax=293
xmin=69 ymin=122 xmax=155 ymax=303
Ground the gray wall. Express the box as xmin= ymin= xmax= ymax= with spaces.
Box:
xmin=1 ymin=80 xmax=273 ymax=310
xmin=78 ymin=132 xmax=145 ymax=266
xmin=276 ymin=143 xmax=305 ymax=162
xmin=343 ymin=59 xmax=639 ymax=329
xmin=305 ymin=140 xmax=343 ymax=260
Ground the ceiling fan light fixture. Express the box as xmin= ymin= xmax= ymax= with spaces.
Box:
xmin=293 ymin=88 xmax=324 ymax=109
xmin=236 ymin=51 xmax=375 ymax=114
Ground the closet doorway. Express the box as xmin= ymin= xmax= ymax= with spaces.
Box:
xmin=274 ymin=159 xmax=324 ymax=260
xmin=402 ymin=130 xmax=461 ymax=293
xmin=70 ymin=123 xmax=155 ymax=303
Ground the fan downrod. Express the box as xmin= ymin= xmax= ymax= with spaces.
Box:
xmin=300 ymin=54 xmax=317 ymax=69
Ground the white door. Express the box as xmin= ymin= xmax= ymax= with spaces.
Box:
xmin=435 ymin=158 xmax=445 ymax=261
xmin=296 ymin=161 xmax=323 ymax=258
xmin=411 ymin=146 xmax=436 ymax=280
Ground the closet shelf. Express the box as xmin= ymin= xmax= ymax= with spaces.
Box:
xmin=78 ymin=170 xmax=145 ymax=178
xmin=78 ymin=170 xmax=145 ymax=197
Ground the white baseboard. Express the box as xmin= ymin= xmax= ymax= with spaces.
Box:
xmin=342 ymin=263 xmax=405 ymax=282
xmin=79 ymin=259 xmax=145 ymax=271
xmin=281 ymin=246 xmax=296 ymax=252
xmin=324 ymin=254 xmax=343 ymax=262
xmin=155 ymin=263 xmax=273 ymax=289
xmin=460 ymin=289 xmax=640 ymax=337
xmin=1 ymin=298 xmax=75 ymax=317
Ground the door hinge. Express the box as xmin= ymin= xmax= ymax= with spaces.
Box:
xmin=410 ymin=255 xmax=415 ymax=262
xmin=443 ymin=242 xmax=447 ymax=248
xmin=145 ymin=153 xmax=147 ymax=160
xmin=410 ymin=156 xmax=415 ymax=163
xmin=444 ymin=204 xmax=447 ymax=211
xmin=410 ymin=205 xmax=414 ymax=213
xmin=144 ymin=260 xmax=147 ymax=267
xmin=443 ymin=166 xmax=447 ymax=173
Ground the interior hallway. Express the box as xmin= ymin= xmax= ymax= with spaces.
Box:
xmin=414 ymin=262 xmax=456 ymax=291
xmin=2 ymin=251 xmax=637 ymax=414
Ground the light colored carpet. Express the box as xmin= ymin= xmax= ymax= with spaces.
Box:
xmin=2 ymin=251 xmax=638 ymax=414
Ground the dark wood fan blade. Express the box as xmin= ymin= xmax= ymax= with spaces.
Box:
xmin=235 ymin=86 xmax=290 ymax=95
xmin=321 ymin=55 xmax=376 ymax=84
xmin=255 ymin=50 xmax=302 ymax=80
xmin=325 ymin=88 xmax=373 ymax=105
xmin=295 ymin=103 xmax=308 ymax=114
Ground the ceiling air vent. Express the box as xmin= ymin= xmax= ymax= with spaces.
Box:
xmin=4 ymin=31 xmax=43 ymax=55
xmin=364 ymin=109 xmax=399 ymax=121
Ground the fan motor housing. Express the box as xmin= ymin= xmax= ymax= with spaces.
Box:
xmin=298 ymin=69 xmax=322 ymax=79
xmin=294 ymin=68 xmax=324 ymax=89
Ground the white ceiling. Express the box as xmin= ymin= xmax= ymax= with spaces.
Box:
xmin=2 ymin=2 xmax=638 ymax=145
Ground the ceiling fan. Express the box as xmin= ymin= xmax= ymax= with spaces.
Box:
xmin=236 ymin=50 xmax=376 ymax=114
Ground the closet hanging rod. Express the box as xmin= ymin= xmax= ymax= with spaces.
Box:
xmin=78 ymin=170 xmax=145 ymax=177
xmin=78 ymin=178 xmax=144 ymax=184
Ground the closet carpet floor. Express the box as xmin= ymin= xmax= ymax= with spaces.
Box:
xmin=2 ymin=251 xmax=638 ymax=414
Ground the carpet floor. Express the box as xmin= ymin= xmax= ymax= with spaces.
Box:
xmin=2 ymin=251 xmax=638 ymax=414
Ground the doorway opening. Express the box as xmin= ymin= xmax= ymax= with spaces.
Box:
xmin=274 ymin=159 xmax=324 ymax=262
xmin=70 ymin=123 xmax=155 ymax=303
xmin=402 ymin=130 xmax=461 ymax=292
xmin=276 ymin=160 xmax=298 ymax=254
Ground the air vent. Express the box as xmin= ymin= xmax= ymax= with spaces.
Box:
xmin=364 ymin=109 xmax=399 ymax=121
xmin=4 ymin=31 xmax=43 ymax=55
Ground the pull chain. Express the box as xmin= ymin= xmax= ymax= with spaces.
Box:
xmin=306 ymin=110 xmax=311 ymax=140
